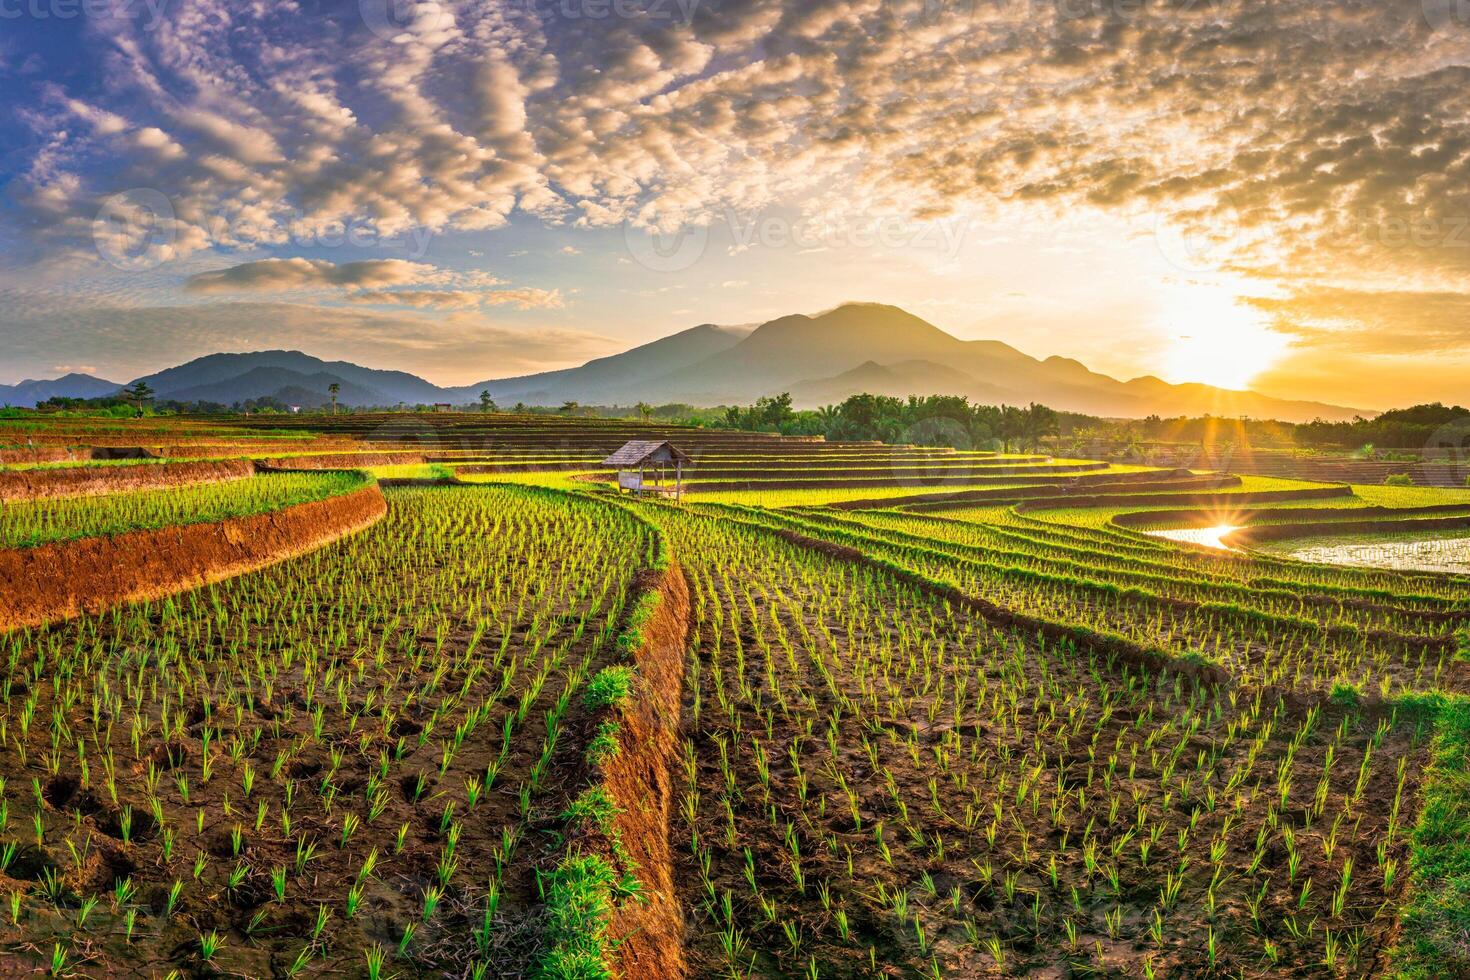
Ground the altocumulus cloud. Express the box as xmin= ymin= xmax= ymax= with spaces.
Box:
xmin=184 ymin=258 xmax=441 ymax=294
xmin=347 ymin=288 xmax=565 ymax=310
xmin=6 ymin=0 xmax=1470 ymax=361
xmin=180 ymin=257 xmax=562 ymax=310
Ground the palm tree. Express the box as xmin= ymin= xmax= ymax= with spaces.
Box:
xmin=1022 ymin=402 xmax=1060 ymax=453
xmin=814 ymin=404 xmax=841 ymax=436
xmin=560 ymin=400 xmax=579 ymax=415
xmin=122 ymin=381 xmax=154 ymax=418
xmin=997 ymin=405 xmax=1026 ymax=453
xmin=328 ymin=382 xmax=340 ymax=415
xmin=479 ymin=390 xmax=496 ymax=413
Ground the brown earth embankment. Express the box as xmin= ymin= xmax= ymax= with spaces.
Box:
xmin=254 ymin=452 xmax=424 ymax=469
xmin=0 ymin=459 xmax=255 ymax=502
xmin=0 ymin=448 xmax=81 ymax=465
xmin=0 ymin=484 xmax=385 ymax=632
xmin=605 ymin=561 xmax=691 ymax=979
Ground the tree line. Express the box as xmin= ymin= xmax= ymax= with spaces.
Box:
xmin=715 ymin=393 xmax=1061 ymax=451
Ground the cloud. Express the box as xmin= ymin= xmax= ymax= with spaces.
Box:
xmin=182 ymin=258 xmax=561 ymax=311
xmin=347 ymin=289 xmax=487 ymax=310
xmin=184 ymin=258 xmax=438 ymax=294
xmin=1246 ymin=287 xmax=1470 ymax=354
xmin=0 ymin=292 xmax=617 ymax=386
xmin=12 ymin=0 xmax=1463 ymax=297
xmin=348 ymin=287 xmax=565 ymax=310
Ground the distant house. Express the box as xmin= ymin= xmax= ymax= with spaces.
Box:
xmin=602 ymin=440 xmax=691 ymax=500
xmin=433 ymin=403 xmax=454 ymax=413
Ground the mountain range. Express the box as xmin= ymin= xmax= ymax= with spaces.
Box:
xmin=1 ymin=303 xmax=1365 ymax=421
xmin=0 ymin=373 xmax=125 ymax=407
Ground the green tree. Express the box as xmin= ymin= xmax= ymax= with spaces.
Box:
xmin=122 ymin=381 xmax=154 ymax=417
xmin=560 ymin=401 xmax=580 ymax=415
xmin=328 ymin=382 xmax=340 ymax=415
xmin=479 ymin=390 xmax=497 ymax=413
xmin=756 ymin=392 xmax=795 ymax=429
xmin=997 ymin=405 xmax=1027 ymax=453
xmin=1022 ymin=402 xmax=1060 ymax=452
xmin=635 ymin=401 xmax=653 ymax=422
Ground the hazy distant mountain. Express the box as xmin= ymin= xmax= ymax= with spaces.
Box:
xmin=790 ymin=360 xmax=1013 ymax=405
xmin=134 ymin=351 xmax=443 ymax=405
xmin=159 ymin=367 xmax=388 ymax=408
xmin=447 ymin=323 xmax=749 ymax=404
xmin=34 ymin=302 xmax=1363 ymax=421
xmin=0 ymin=373 xmax=121 ymax=407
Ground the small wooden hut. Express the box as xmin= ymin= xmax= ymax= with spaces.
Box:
xmin=602 ymin=440 xmax=691 ymax=500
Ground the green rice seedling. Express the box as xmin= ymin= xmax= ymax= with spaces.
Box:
xmin=346 ymin=882 xmax=364 ymax=919
xmin=75 ymin=895 xmax=98 ymax=929
xmin=421 ymin=884 xmax=442 ymax=923
xmin=285 ymin=947 xmax=314 ymax=978
xmin=366 ymin=945 xmax=388 ymax=980
xmin=312 ymin=903 xmax=331 ymax=940
xmin=166 ymin=880 xmax=183 ymax=917
xmin=198 ymin=931 xmax=223 ymax=963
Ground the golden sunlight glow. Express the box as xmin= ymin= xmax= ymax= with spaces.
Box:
xmin=1147 ymin=524 xmax=1240 ymax=550
xmin=1156 ymin=281 xmax=1289 ymax=391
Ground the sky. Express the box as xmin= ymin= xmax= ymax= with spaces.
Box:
xmin=2 ymin=0 xmax=1469 ymax=410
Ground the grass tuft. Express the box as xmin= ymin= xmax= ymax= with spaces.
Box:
xmin=1391 ymin=694 xmax=1470 ymax=978
xmin=583 ymin=667 xmax=634 ymax=711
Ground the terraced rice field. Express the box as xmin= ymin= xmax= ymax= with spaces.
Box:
xmin=1 ymin=413 xmax=1467 ymax=978
xmin=0 ymin=472 xmax=366 ymax=548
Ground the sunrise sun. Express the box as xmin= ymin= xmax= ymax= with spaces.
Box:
xmin=1157 ymin=282 xmax=1290 ymax=391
